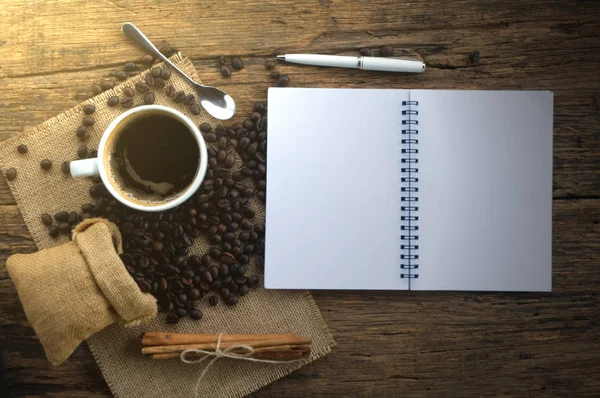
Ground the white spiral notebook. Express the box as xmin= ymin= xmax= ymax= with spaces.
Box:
xmin=264 ymin=88 xmax=553 ymax=291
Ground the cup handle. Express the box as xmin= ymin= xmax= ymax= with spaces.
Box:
xmin=70 ymin=158 xmax=100 ymax=178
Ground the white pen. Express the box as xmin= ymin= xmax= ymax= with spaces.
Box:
xmin=277 ymin=54 xmax=425 ymax=73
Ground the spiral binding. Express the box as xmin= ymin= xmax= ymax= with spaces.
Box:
xmin=400 ymin=99 xmax=419 ymax=285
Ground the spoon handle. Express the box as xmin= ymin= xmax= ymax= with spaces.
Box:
xmin=121 ymin=23 xmax=198 ymax=87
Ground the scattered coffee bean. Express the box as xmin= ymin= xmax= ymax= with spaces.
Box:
xmin=359 ymin=47 xmax=371 ymax=56
xmin=469 ymin=50 xmax=481 ymax=63
xmin=83 ymin=104 xmax=96 ymax=115
xmin=107 ymin=96 xmax=119 ymax=107
xmin=190 ymin=103 xmax=201 ymax=115
xmin=40 ymin=159 xmax=52 ymax=170
xmin=101 ymin=80 xmax=114 ymax=91
xmin=232 ymin=57 xmax=244 ymax=70
xmin=41 ymin=213 xmax=53 ymax=226
xmin=5 ymin=168 xmax=17 ymax=181
xmin=151 ymin=67 xmax=162 ymax=78
xmin=380 ymin=45 xmax=393 ymax=57
xmin=160 ymin=68 xmax=171 ymax=80
xmin=55 ymin=211 xmax=69 ymax=222
xmin=220 ymin=65 xmax=232 ymax=78
xmin=165 ymin=84 xmax=176 ymax=98
xmin=115 ymin=70 xmax=128 ymax=81
xmin=269 ymin=71 xmax=281 ymax=79
xmin=135 ymin=81 xmax=150 ymax=93
xmin=48 ymin=225 xmax=59 ymax=237
xmin=144 ymin=73 xmax=155 ymax=86
xmin=16 ymin=144 xmax=28 ymax=154
xmin=58 ymin=222 xmax=71 ymax=234
xmin=121 ymin=97 xmax=134 ymax=109
xmin=265 ymin=60 xmax=275 ymax=70
xmin=144 ymin=91 xmax=155 ymax=105
xmin=209 ymin=295 xmax=218 ymax=306
xmin=184 ymin=94 xmax=195 ymax=105
xmin=219 ymin=55 xmax=226 ymax=65
xmin=205 ymin=133 xmax=217 ymax=142
xmin=82 ymin=115 xmax=95 ymax=126
xmin=76 ymin=125 xmax=87 ymax=139
xmin=123 ymin=87 xmax=134 ymax=97
xmin=92 ymin=83 xmax=102 ymax=95
xmin=225 ymin=295 xmax=239 ymax=306
xmin=174 ymin=91 xmax=186 ymax=103
xmin=189 ymin=309 xmax=203 ymax=320
xmin=247 ymin=275 xmax=259 ymax=287
xmin=276 ymin=75 xmax=289 ymax=87
xmin=154 ymin=78 xmax=166 ymax=89
xmin=124 ymin=61 xmax=137 ymax=72
xmin=61 ymin=161 xmax=70 ymax=175
xmin=199 ymin=123 xmax=212 ymax=133
xmin=166 ymin=313 xmax=179 ymax=324
xmin=141 ymin=54 xmax=153 ymax=64
xmin=77 ymin=145 xmax=88 ymax=159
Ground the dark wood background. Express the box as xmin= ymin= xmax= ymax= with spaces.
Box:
xmin=1 ymin=0 xmax=599 ymax=396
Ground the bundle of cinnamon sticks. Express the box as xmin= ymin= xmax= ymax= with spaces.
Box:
xmin=141 ymin=332 xmax=312 ymax=360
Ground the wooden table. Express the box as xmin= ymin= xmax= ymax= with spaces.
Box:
xmin=1 ymin=0 xmax=599 ymax=396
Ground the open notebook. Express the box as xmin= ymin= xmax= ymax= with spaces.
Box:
xmin=264 ymin=88 xmax=553 ymax=291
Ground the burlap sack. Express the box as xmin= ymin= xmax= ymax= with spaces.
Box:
xmin=5 ymin=218 xmax=157 ymax=365
xmin=0 ymin=53 xmax=334 ymax=397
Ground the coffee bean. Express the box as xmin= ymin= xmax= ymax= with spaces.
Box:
xmin=160 ymin=68 xmax=172 ymax=80
xmin=189 ymin=309 xmax=203 ymax=320
xmin=81 ymin=203 xmax=94 ymax=213
xmin=101 ymin=80 xmax=114 ymax=91
xmin=219 ymin=54 xmax=226 ymax=65
xmin=202 ymin=270 xmax=213 ymax=284
xmin=141 ymin=54 xmax=154 ymax=64
xmin=220 ymin=65 xmax=232 ymax=77
xmin=359 ymin=48 xmax=371 ymax=56
xmin=40 ymin=159 xmax=52 ymax=170
xmin=257 ymin=191 xmax=266 ymax=201
xmin=255 ymin=152 xmax=266 ymax=163
xmin=209 ymin=296 xmax=218 ymax=306
xmin=174 ymin=91 xmax=186 ymax=103
xmin=276 ymin=75 xmax=289 ymax=87
xmin=238 ymin=284 xmax=249 ymax=296
xmin=380 ymin=45 xmax=393 ymax=57
xmin=225 ymin=295 xmax=238 ymax=306
xmin=199 ymin=123 xmax=212 ymax=133
xmin=232 ymin=57 xmax=244 ymax=70
xmin=265 ymin=60 xmax=275 ymax=70
xmin=165 ymin=84 xmax=176 ymax=98
xmin=190 ymin=103 xmax=201 ymax=115
xmin=49 ymin=225 xmax=59 ymax=237
xmin=135 ymin=81 xmax=150 ymax=93
xmin=166 ymin=313 xmax=180 ymax=324
xmin=152 ymin=240 xmax=164 ymax=252
xmin=40 ymin=213 xmax=53 ymax=226
xmin=59 ymin=222 xmax=71 ymax=234
xmin=83 ymin=104 xmax=96 ymax=115
xmin=175 ymin=307 xmax=187 ymax=317
xmin=77 ymin=145 xmax=88 ymax=159
xmin=5 ymin=168 xmax=17 ymax=181
xmin=92 ymin=83 xmax=102 ymax=95
xmin=151 ymin=67 xmax=162 ymax=79
xmin=15 ymin=144 xmax=28 ymax=155
xmin=121 ymin=97 xmax=134 ymax=108
xmin=217 ymin=149 xmax=227 ymax=163
xmin=184 ymin=94 xmax=195 ymax=105
xmin=154 ymin=78 xmax=166 ymax=89
xmin=269 ymin=71 xmax=281 ymax=79
xmin=68 ymin=211 xmax=79 ymax=225
xmin=115 ymin=70 xmax=128 ymax=81
xmin=469 ymin=50 xmax=481 ymax=63
xmin=123 ymin=87 xmax=134 ymax=97
xmin=144 ymin=91 xmax=155 ymax=105
xmin=124 ymin=62 xmax=137 ymax=72
xmin=107 ymin=96 xmax=119 ymax=107
xmin=144 ymin=73 xmax=155 ymax=86
xmin=217 ymin=136 xmax=228 ymax=149
xmin=82 ymin=115 xmax=95 ymax=126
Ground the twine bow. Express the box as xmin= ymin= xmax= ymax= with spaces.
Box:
xmin=181 ymin=334 xmax=308 ymax=398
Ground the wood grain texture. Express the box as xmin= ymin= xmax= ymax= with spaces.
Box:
xmin=1 ymin=0 xmax=599 ymax=396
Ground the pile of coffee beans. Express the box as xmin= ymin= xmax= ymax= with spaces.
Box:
xmin=47 ymin=103 xmax=268 ymax=324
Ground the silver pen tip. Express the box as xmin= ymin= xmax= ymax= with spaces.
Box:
xmin=276 ymin=55 xmax=285 ymax=60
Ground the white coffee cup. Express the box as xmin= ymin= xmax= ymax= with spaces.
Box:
xmin=70 ymin=105 xmax=208 ymax=212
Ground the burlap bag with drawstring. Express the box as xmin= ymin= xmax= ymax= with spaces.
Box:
xmin=0 ymin=53 xmax=334 ymax=397
xmin=5 ymin=218 xmax=158 ymax=366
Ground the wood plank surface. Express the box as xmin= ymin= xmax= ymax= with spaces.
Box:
xmin=1 ymin=0 xmax=599 ymax=396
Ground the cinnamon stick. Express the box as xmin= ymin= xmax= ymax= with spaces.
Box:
xmin=141 ymin=337 xmax=312 ymax=355
xmin=151 ymin=346 xmax=311 ymax=361
xmin=142 ymin=332 xmax=297 ymax=346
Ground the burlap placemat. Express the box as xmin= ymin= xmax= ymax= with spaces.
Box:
xmin=0 ymin=53 xmax=334 ymax=398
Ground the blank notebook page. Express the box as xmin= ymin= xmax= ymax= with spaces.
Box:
xmin=412 ymin=90 xmax=553 ymax=291
xmin=265 ymin=88 xmax=409 ymax=289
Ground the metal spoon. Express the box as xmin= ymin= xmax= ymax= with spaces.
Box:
xmin=121 ymin=22 xmax=236 ymax=120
